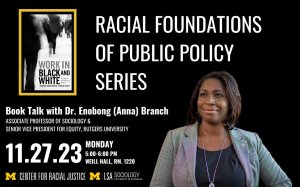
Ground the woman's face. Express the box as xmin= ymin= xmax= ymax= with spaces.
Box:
xmin=197 ymin=78 xmax=229 ymax=125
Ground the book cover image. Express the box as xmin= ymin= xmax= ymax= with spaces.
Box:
xmin=19 ymin=9 xmax=77 ymax=96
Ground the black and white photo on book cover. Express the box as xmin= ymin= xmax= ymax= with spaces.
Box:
xmin=19 ymin=9 xmax=77 ymax=96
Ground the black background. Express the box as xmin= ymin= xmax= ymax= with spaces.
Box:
xmin=1 ymin=0 xmax=297 ymax=186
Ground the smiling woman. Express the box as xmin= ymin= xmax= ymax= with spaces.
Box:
xmin=187 ymin=71 xmax=241 ymax=130
xmin=150 ymin=71 xmax=292 ymax=187
xmin=197 ymin=78 xmax=229 ymax=126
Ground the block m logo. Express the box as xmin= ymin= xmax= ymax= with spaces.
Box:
xmin=89 ymin=172 xmax=100 ymax=180
xmin=5 ymin=172 xmax=16 ymax=180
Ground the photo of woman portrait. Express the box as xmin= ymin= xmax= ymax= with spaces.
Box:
xmin=150 ymin=71 xmax=292 ymax=187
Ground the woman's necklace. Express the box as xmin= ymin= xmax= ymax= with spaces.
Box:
xmin=201 ymin=129 xmax=227 ymax=187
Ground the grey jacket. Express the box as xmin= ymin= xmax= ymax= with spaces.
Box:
xmin=150 ymin=122 xmax=292 ymax=187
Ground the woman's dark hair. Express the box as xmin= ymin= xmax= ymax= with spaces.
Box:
xmin=186 ymin=71 xmax=241 ymax=129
